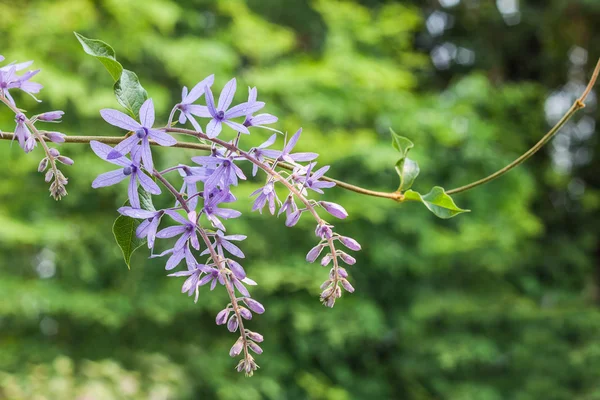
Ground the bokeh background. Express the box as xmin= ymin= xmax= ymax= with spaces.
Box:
xmin=1 ymin=0 xmax=600 ymax=399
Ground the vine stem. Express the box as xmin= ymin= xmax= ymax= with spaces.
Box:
xmin=2 ymin=58 xmax=597 ymax=200
xmin=152 ymin=169 xmax=251 ymax=363
xmin=0 ymin=133 xmax=403 ymax=201
xmin=446 ymin=57 xmax=600 ymax=195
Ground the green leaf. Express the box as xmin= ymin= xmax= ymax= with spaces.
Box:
xmin=112 ymin=189 xmax=154 ymax=269
xmin=395 ymin=157 xmax=420 ymax=191
xmin=114 ymin=70 xmax=149 ymax=118
xmin=390 ymin=128 xmax=414 ymax=157
xmin=404 ymin=186 xmax=469 ymax=219
xmin=74 ymin=32 xmax=123 ymax=81
xmin=390 ymin=129 xmax=419 ymax=191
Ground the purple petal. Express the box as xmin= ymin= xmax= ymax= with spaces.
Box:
xmin=140 ymin=139 xmax=154 ymax=172
xmin=100 ymin=109 xmax=141 ymax=131
xmin=251 ymin=114 xmax=278 ymax=126
xmin=204 ymin=87 xmax=218 ymax=117
xmin=311 ymin=165 xmax=330 ymax=180
xmin=224 ymin=101 xmax=264 ymax=119
xmin=220 ymin=240 xmax=245 ymax=258
xmin=90 ymin=141 xmax=130 ymax=167
xmin=258 ymin=134 xmax=277 ymax=149
xmin=91 ymin=169 xmax=128 ymax=188
xmin=164 ymin=209 xmax=190 ymax=225
xmin=166 ymin=249 xmax=185 ymax=270
xmin=118 ymin=207 xmax=156 ymax=219
xmin=139 ymin=98 xmax=155 ymax=127
xmin=156 ymin=225 xmax=188 ymax=238
xmin=137 ymin=171 xmax=161 ymax=195
xmin=223 ymin=120 xmax=250 ymax=135
xmin=107 ymin=134 xmax=140 ymax=159
xmin=284 ymin=128 xmax=302 ymax=154
xmin=206 ymin=119 xmax=222 ymax=139
xmin=290 ymin=152 xmax=319 ymax=162
xmin=188 ymin=105 xmax=212 ymax=118
xmin=213 ymin=208 xmax=242 ymax=219
xmin=227 ymin=259 xmax=246 ymax=280
xmin=185 ymin=74 xmax=215 ymax=103
xmin=149 ymin=130 xmax=177 ymax=146
xmin=128 ymin=177 xmax=140 ymax=208
xmin=218 ymin=78 xmax=236 ymax=111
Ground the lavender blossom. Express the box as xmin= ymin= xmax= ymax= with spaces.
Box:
xmin=37 ymin=111 xmax=64 ymax=122
xmin=201 ymin=188 xmax=242 ymax=231
xmin=298 ymin=163 xmax=336 ymax=194
xmin=193 ymin=78 xmax=264 ymax=138
xmin=0 ymin=62 xmax=42 ymax=104
xmin=261 ymin=128 xmax=318 ymax=163
xmin=168 ymin=262 xmax=209 ymax=303
xmin=13 ymin=113 xmax=36 ymax=153
xmin=90 ymin=141 xmax=161 ymax=208
xmin=192 ymin=153 xmax=246 ymax=191
xmin=250 ymin=133 xmax=277 ymax=176
xmin=202 ymin=230 xmax=246 ymax=259
xmin=101 ymin=98 xmax=176 ymax=171
xmin=174 ymin=75 xmax=215 ymax=131
xmin=243 ymin=87 xmax=278 ymax=130
xmin=156 ymin=210 xmax=201 ymax=253
xmin=250 ymin=181 xmax=278 ymax=215
xmin=118 ymin=206 xmax=164 ymax=249
xmin=319 ymin=201 xmax=348 ymax=219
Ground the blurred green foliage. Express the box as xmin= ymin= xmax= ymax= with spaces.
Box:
xmin=1 ymin=0 xmax=600 ymax=399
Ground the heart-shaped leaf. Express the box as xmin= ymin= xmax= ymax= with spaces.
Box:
xmin=390 ymin=128 xmax=414 ymax=157
xmin=404 ymin=186 xmax=469 ymax=219
xmin=114 ymin=70 xmax=148 ymax=118
xmin=74 ymin=32 xmax=123 ymax=81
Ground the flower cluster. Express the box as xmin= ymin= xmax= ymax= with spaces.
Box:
xmin=87 ymin=75 xmax=361 ymax=374
xmin=0 ymin=54 xmax=71 ymax=199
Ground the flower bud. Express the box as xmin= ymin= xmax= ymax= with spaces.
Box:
xmin=45 ymin=131 xmax=66 ymax=143
xmin=319 ymin=201 xmax=348 ymax=219
xmin=215 ymin=308 xmax=230 ymax=325
xmin=339 ymin=236 xmax=361 ymax=251
xmin=38 ymin=157 xmax=48 ymax=172
xmin=320 ymin=286 xmax=334 ymax=299
xmin=315 ymin=223 xmax=333 ymax=239
xmin=57 ymin=156 xmax=74 ymax=165
xmin=247 ymin=331 xmax=264 ymax=343
xmin=37 ymin=111 xmax=64 ymax=122
xmin=285 ymin=210 xmax=301 ymax=227
xmin=320 ymin=253 xmax=332 ymax=267
xmin=227 ymin=259 xmax=246 ymax=280
xmin=341 ymin=279 xmax=355 ymax=293
xmin=229 ymin=337 xmax=244 ymax=357
xmin=339 ymin=252 xmax=356 ymax=265
xmin=306 ymin=244 xmax=324 ymax=263
xmin=239 ymin=307 xmax=253 ymax=320
xmin=227 ymin=315 xmax=239 ymax=332
xmin=243 ymin=298 xmax=265 ymax=314
xmin=320 ymin=280 xmax=332 ymax=290
xmin=48 ymin=148 xmax=60 ymax=157
xmin=44 ymin=169 xmax=54 ymax=183
xmin=338 ymin=267 xmax=348 ymax=278
xmin=248 ymin=341 xmax=263 ymax=355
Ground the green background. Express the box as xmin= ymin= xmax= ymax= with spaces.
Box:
xmin=1 ymin=0 xmax=600 ymax=399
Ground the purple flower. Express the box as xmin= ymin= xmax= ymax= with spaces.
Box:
xmin=250 ymin=134 xmax=277 ymax=176
xmin=319 ymin=201 xmax=348 ymax=219
xmin=192 ymin=154 xmax=246 ymax=191
xmin=174 ymin=75 xmax=215 ymax=131
xmin=202 ymin=230 xmax=246 ymax=259
xmin=193 ymin=78 xmax=265 ymax=138
xmin=198 ymin=266 xmax=224 ymax=291
xmin=243 ymin=87 xmax=278 ymax=130
xmin=168 ymin=262 xmax=209 ymax=303
xmin=243 ymin=298 xmax=265 ymax=314
xmin=37 ymin=111 xmax=64 ymax=122
xmin=261 ymin=128 xmax=318 ymax=163
xmin=250 ymin=181 xmax=278 ymax=215
xmin=298 ymin=163 xmax=336 ymax=194
xmin=0 ymin=62 xmax=42 ymax=104
xmin=156 ymin=210 xmax=200 ymax=253
xmin=118 ymin=206 xmax=164 ymax=249
xmin=100 ymin=98 xmax=176 ymax=171
xmin=90 ymin=141 xmax=161 ymax=208
xmin=338 ymin=236 xmax=361 ymax=251
xmin=13 ymin=113 xmax=36 ymax=153
xmin=177 ymin=165 xmax=212 ymax=211
xmin=202 ymin=190 xmax=242 ymax=231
